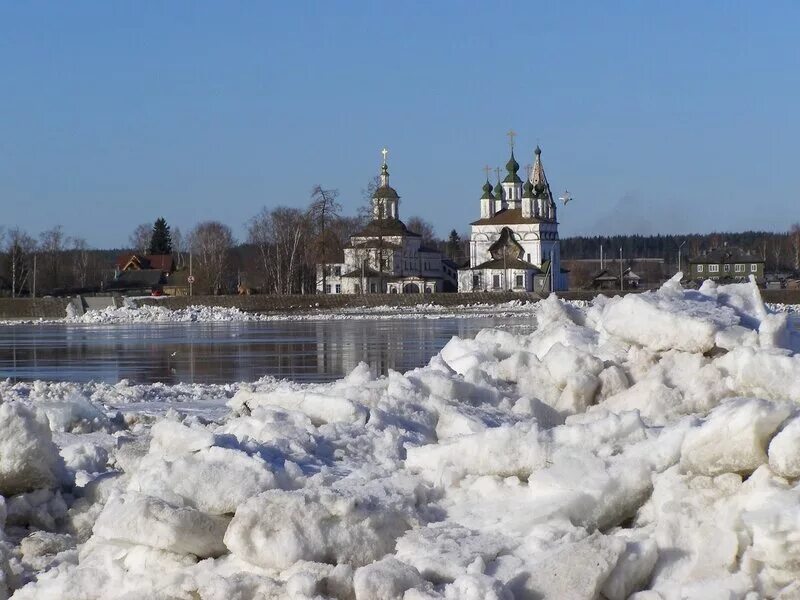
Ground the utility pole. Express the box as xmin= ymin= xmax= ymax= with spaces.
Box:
xmin=503 ymin=251 xmax=507 ymax=291
xmin=677 ymin=240 xmax=687 ymax=277
xmin=189 ymin=252 xmax=193 ymax=297
xmin=600 ymin=244 xmax=604 ymax=271
xmin=619 ymin=248 xmax=624 ymax=292
xmin=32 ymin=254 xmax=37 ymax=299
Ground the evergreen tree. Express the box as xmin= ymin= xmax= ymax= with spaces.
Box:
xmin=446 ymin=229 xmax=462 ymax=261
xmin=149 ymin=218 xmax=173 ymax=255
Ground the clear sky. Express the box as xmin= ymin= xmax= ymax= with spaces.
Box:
xmin=2 ymin=1 xmax=799 ymax=248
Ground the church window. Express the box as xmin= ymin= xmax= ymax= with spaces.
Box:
xmin=325 ymin=285 xmax=332 ymax=293
xmin=751 ymin=264 xmax=758 ymax=272
xmin=472 ymin=274 xmax=480 ymax=289
xmin=334 ymin=266 xmax=341 ymax=276
xmin=515 ymin=274 xmax=524 ymax=287
xmin=370 ymin=283 xmax=377 ymax=293
xmin=335 ymin=284 xmax=341 ymax=293
xmin=492 ymin=274 xmax=501 ymax=289
xmin=527 ymin=253 xmax=531 ymax=263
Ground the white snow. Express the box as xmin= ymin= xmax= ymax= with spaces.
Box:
xmin=3 ymin=276 xmax=800 ymax=598
xmin=1 ymin=298 xmax=565 ymax=326
xmin=0 ymin=403 xmax=70 ymax=496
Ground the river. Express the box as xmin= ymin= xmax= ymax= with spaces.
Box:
xmin=0 ymin=317 xmax=536 ymax=385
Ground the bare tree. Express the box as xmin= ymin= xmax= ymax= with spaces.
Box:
xmin=768 ymin=234 xmax=790 ymax=273
xmin=189 ymin=221 xmax=234 ymax=294
xmin=68 ymin=237 xmax=91 ymax=288
xmin=406 ymin=216 xmax=438 ymax=246
xmin=5 ymin=228 xmax=36 ymax=297
xmin=331 ymin=216 xmax=362 ymax=247
xmin=247 ymin=208 xmax=275 ymax=292
xmin=308 ymin=186 xmax=341 ymax=293
xmin=7 ymin=228 xmax=36 ymax=297
xmin=359 ymin=174 xmax=381 ymax=218
xmin=129 ymin=223 xmax=151 ymax=254
xmin=247 ymin=207 xmax=309 ymax=294
xmin=172 ymin=227 xmax=187 ymax=270
xmin=38 ymin=226 xmax=65 ymax=292
xmin=790 ymin=223 xmax=800 ymax=272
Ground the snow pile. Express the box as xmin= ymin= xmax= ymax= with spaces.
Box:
xmin=4 ymin=275 xmax=800 ymax=598
xmin=0 ymin=403 xmax=70 ymax=496
xmin=1 ymin=298 xmax=577 ymax=326
xmin=767 ymin=302 xmax=800 ymax=314
xmin=64 ymin=304 xmax=264 ymax=324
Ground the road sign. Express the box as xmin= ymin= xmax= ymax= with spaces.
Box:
xmin=187 ymin=275 xmax=195 ymax=284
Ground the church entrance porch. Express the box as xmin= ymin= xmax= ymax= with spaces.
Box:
xmin=386 ymin=278 xmax=439 ymax=294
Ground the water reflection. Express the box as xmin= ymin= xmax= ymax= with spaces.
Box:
xmin=0 ymin=317 xmax=535 ymax=385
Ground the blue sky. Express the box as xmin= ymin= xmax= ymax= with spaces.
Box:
xmin=1 ymin=2 xmax=798 ymax=247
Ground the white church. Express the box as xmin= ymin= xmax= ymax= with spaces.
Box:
xmin=317 ymin=151 xmax=457 ymax=294
xmin=457 ymin=144 xmax=568 ymax=292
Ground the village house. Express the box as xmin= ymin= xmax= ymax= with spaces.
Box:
xmin=688 ymin=246 xmax=765 ymax=284
xmin=562 ymin=258 xmax=668 ymax=290
xmin=110 ymin=253 xmax=186 ymax=295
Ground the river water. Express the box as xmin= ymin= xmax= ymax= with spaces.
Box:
xmin=0 ymin=317 xmax=536 ymax=385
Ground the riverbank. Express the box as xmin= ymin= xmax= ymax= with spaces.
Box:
xmin=3 ymin=288 xmax=800 ymax=320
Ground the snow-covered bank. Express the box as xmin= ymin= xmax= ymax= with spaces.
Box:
xmin=63 ymin=301 xmax=554 ymax=324
xmin=2 ymin=276 xmax=800 ymax=598
xmin=1 ymin=300 xmax=557 ymax=326
xmin=1 ymin=296 xmax=797 ymax=327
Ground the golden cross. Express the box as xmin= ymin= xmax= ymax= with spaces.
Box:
xmin=381 ymin=147 xmax=388 ymax=165
xmin=507 ymin=129 xmax=516 ymax=149
xmin=494 ymin=166 xmax=501 ymax=182
xmin=483 ymin=165 xmax=492 ymax=179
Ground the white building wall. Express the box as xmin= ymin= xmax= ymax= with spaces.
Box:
xmin=471 ymin=223 xmax=544 ymax=266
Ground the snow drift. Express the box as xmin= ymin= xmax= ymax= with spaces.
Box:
xmin=2 ymin=276 xmax=800 ymax=598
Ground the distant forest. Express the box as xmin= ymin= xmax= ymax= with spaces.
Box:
xmin=561 ymin=229 xmax=800 ymax=272
xmin=2 ymin=217 xmax=798 ymax=297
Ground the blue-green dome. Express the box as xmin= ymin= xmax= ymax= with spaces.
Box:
xmin=503 ymin=150 xmax=523 ymax=184
xmin=493 ymin=181 xmax=503 ymax=197
xmin=506 ymin=151 xmax=519 ymax=174
xmin=481 ymin=180 xmax=495 ymax=200
xmin=522 ymin=180 xmax=534 ymax=198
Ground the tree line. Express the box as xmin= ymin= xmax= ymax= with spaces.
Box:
xmin=0 ymin=186 xmax=469 ymax=297
xmin=561 ymin=226 xmax=800 ymax=273
xmin=5 ymin=201 xmax=795 ymax=297
xmin=0 ymin=226 xmax=111 ymax=297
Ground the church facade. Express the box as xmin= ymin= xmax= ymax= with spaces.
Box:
xmin=317 ymin=153 xmax=456 ymax=294
xmin=457 ymin=145 xmax=568 ymax=293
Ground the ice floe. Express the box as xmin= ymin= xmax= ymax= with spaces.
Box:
xmin=1 ymin=276 xmax=800 ymax=598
